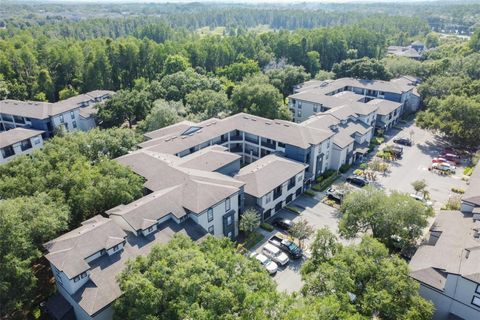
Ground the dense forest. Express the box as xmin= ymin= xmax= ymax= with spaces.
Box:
xmin=1 ymin=1 xmax=480 ymax=319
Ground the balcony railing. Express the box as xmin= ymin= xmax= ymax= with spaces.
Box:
xmin=245 ymin=136 xmax=259 ymax=144
xmin=230 ymin=135 xmax=243 ymax=141
xmin=261 ymin=141 xmax=276 ymax=149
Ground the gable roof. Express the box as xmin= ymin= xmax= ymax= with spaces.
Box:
xmin=176 ymin=145 xmax=241 ymax=172
xmin=234 ymin=154 xmax=307 ymax=198
xmin=0 ymin=90 xmax=114 ymax=119
xmin=139 ymin=113 xmax=334 ymax=154
xmin=44 ymin=215 xmax=127 ymax=279
xmin=115 ymin=149 xmax=244 ymax=215
xmin=463 ymin=164 xmax=480 ymax=206
xmin=0 ymin=127 xmax=43 ymax=148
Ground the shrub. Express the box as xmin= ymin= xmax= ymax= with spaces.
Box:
xmin=339 ymin=163 xmax=351 ymax=173
xmin=323 ymin=198 xmax=337 ymax=207
xmin=260 ymin=223 xmax=274 ymax=232
xmin=451 ymin=187 xmax=465 ymax=194
xmin=285 ymin=206 xmax=301 ymax=215
xmin=353 ymin=169 xmax=364 ymax=176
xmin=304 ymin=189 xmax=316 ymax=197
xmin=464 ymin=166 xmax=474 ymax=176
xmin=442 ymin=195 xmax=462 ymax=210
xmin=243 ymin=231 xmax=265 ymax=249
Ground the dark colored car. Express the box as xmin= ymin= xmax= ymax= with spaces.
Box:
xmin=346 ymin=176 xmax=368 ymax=187
xmin=269 ymin=235 xmax=303 ymax=259
xmin=272 ymin=218 xmax=293 ymax=231
xmin=393 ymin=138 xmax=412 ymax=146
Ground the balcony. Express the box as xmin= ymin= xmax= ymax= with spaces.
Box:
xmin=261 ymin=140 xmax=276 ymax=150
xmin=245 ymin=136 xmax=259 ymax=144
xmin=230 ymin=146 xmax=243 ymax=153
xmin=245 ymin=148 xmax=259 ymax=157
xmin=230 ymin=134 xmax=243 ymax=141
xmin=273 ymin=189 xmax=282 ymax=201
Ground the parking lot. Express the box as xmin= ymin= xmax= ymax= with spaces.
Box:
xmin=251 ymin=123 xmax=469 ymax=294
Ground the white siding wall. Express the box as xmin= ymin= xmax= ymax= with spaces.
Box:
xmin=51 ymin=263 xmax=90 ymax=295
xmin=189 ymin=193 xmax=240 ymax=237
xmin=51 ymin=109 xmax=81 ymax=133
xmin=0 ymin=134 xmax=44 ymax=164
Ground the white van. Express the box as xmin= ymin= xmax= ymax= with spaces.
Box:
xmin=262 ymin=243 xmax=290 ymax=266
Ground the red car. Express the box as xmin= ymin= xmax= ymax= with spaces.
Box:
xmin=432 ymin=157 xmax=447 ymax=164
xmin=442 ymin=153 xmax=460 ymax=164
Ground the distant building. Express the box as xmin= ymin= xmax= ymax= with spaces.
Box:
xmin=0 ymin=90 xmax=114 ymax=139
xmin=409 ymin=163 xmax=480 ymax=320
xmin=387 ymin=41 xmax=426 ymax=60
xmin=288 ymin=76 xmax=420 ymax=130
xmin=0 ymin=128 xmax=44 ymax=164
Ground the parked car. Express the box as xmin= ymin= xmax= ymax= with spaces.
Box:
xmin=262 ymin=243 xmax=290 ymax=266
xmin=326 ymin=187 xmax=344 ymax=202
xmin=272 ymin=218 xmax=293 ymax=231
xmin=250 ymin=252 xmax=278 ymax=275
xmin=410 ymin=194 xmax=433 ymax=207
xmin=268 ymin=234 xmax=303 ymax=259
xmin=442 ymin=153 xmax=460 ymax=164
xmin=432 ymin=157 xmax=448 ymax=164
xmin=432 ymin=162 xmax=456 ymax=173
xmin=346 ymin=176 xmax=368 ymax=187
xmin=391 ymin=145 xmax=404 ymax=157
xmin=393 ymin=138 xmax=412 ymax=146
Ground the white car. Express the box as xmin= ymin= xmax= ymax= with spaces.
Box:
xmin=250 ymin=252 xmax=278 ymax=275
xmin=410 ymin=194 xmax=433 ymax=207
xmin=432 ymin=162 xmax=456 ymax=173
xmin=262 ymin=243 xmax=290 ymax=266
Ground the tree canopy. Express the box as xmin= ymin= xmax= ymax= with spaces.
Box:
xmin=301 ymin=231 xmax=434 ymax=320
xmin=339 ymin=187 xmax=433 ymax=253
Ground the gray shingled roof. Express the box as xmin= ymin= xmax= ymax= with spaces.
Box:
xmin=0 ymin=127 xmax=43 ymax=148
xmin=367 ymin=99 xmax=402 ymax=115
xmin=234 ymin=154 xmax=307 ymax=198
xmin=115 ymin=149 xmax=244 ymax=214
xmin=139 ymin=113 xmax=334 ymax=154
xmin=44 ymin=216 xmax=127 ymax=279
xmin=60 ymin=219 xmax=207 ymax=316
xmin=463 ymin=163 xmax=480 ymax=206
xmin=0 ymin=90 xmax=113 ymax=119
xmin=410 ymin=211 xmax=480 ymax=285
xmin=176 ymin=145 xmax=241 ymax=172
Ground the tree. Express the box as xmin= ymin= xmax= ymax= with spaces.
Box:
xmin=416 ymin=95 xmax=480 ymax=148
xmin=231 ymin=74 xmax=291 ymax=120
xmin=411 ymin=179 xmax=427 ymax=195
xmin=301 ymin=236 xmax=434 ymax=320
xmin=289 ymin=219 xmax=314 ymax=249
xmin=425 ymin=32 xmax=440 ymax=48
xmin=58 ymin=85 xmax=79 ymax=100
xmin=0 ymin=74 xmax=10 ymax=100
xmin=115 ymin=235 xmax=282 ymax=319
xmin=339 ymin=187 xmax=433 ymax=253
xmin=0 ymin=194 xmax=69 ymax=317
xmin=301 ymin=228 xmax=341 ymax=275
xmin=137 ymin=99 xmax=183 ymax=133
xmin=239 ymin=208 xmax=260 ymax=235
xmin=185 ymin=89 xmax=230 ymax=119
xmin=306 ymin=51 xmax=321 ymax=76
xmin=332 ymin=58 xmax=392 ymax=80
xmin=216 ymin=59 xmax=260 ymax=82
xmin=469 ymin=28 xmax=480 ymax=52
xmin=265 ymin=65 xmax=310 ymax=99
xmin=163 ymin=54 xmax=191 ymax=76
xmin=315 ymin=70 xmax=334 ymax=81
xmin=97 ymin=89 xmax=153 ymax=128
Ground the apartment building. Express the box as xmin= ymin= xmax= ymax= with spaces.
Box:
xmin=409 ymin=163 xmax=480 ymax=320
xmin=44 ymin=109 xmax=378 ymax=320
xmin=0 ymin=127 xmax=44 ymax=164
xmin=0 ymin=90 xmax=113 ymax=138
xmin=387 ymin=41 xmax=426 ymax=60
xmin=288 ymin=76 xmax=420 ymax=127
xmin=234 ymin=154 xmax=307 ymax=221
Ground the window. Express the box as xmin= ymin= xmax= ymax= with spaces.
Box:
xmin=207 ymin=208 xmax=214 ymax=222
xmin=59 ymin=114 xmax=64 ymax=123
xmin=264 ymin=193 xmax=272 ymax=204
xmin=227 ymin=215 xmax=232 ymax=226
xmin=297 ymin=174 xmax=303 ymax=183
xmin=73 ymin=275 xmax=80 ymax=283
xmin=81 ymin=272 xmax=87 ymax=279
xmin=472 ymin=296 xmax=480 ymax=308
xmin=225 ymin=197 xmax=231 ymax=211
xmin=227 ymin=231 xmax=233 ymax=239
xmin=72 ymin=120 xmax=77 ymax=128
xmin=208 ymin=225 xmax=214 ymax=235
xmin=297 ymin=110 xmax=302 ymax=117
xmin=476 ymin=284 xmax=480 ymax=294
xmin=313 ymin=105 xmax=318 ymax=113
xmin=278 ymin=142 xmax=285 ymax=148
xmin=113 ymin=244 xmax=119 ymax=251
xmin=70 ymin=111 xmax=75 ymax=119
xmin=33 ymin=137 xmax=41 ymax=145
